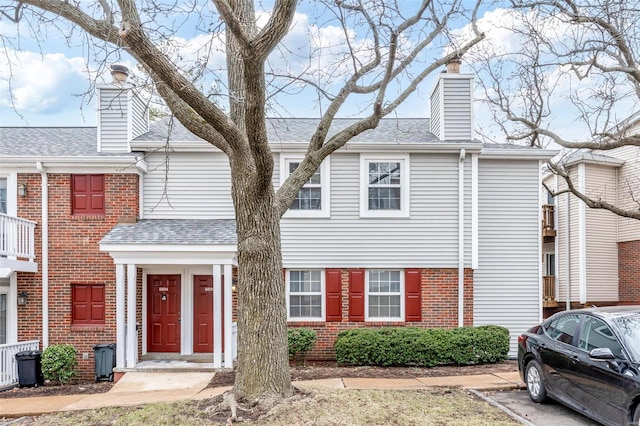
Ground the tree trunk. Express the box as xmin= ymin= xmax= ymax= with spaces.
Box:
xmin=232 ymin=168 xmax=293 ymax=402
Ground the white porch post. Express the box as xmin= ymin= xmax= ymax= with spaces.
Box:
xmin=126 ymin=264 xmax=137 ymax=368
xmin=115 ymin=264 xmax=126 ymax=369
xmin=213 ymin=264 xmax=223 ymax=368
xmin=223 ymin=264 xmax=233 ymax=368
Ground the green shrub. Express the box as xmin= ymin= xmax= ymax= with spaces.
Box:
xmin=288 ymin=328 xmax=317 ymax=365
xmin=334 ymin=325 xmax=510 ymax=367
xmin=41 ymin=344 xmax=78 ymax=385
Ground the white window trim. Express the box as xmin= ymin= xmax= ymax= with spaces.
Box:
xmin=364 ymin=269 xmax=405 ymax=322
xmin=280 ymin=155 xmax=330 ymax=218
xmin=286 ymin=269 xmax=325 ymax=322
xmin=359 ymin=154 xmax=410 ymax=218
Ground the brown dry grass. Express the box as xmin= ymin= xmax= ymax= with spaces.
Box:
xmin=13 ymin=387 xmax=520 ymax=426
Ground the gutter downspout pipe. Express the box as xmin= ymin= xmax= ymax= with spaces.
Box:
xmin=565 ymin=187 xmax=571 ymax=311
xmin=458 ymin=148 xmax=466 ymax=327
xmin=36 ymin=161 xmax=49 ymax=348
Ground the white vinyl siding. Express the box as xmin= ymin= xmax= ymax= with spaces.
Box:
xmin=141 ymin=150 xmax=474 ymax=268
xmin=429 ymin=74 xmax=473 ymax=141
xmin=609 ymin=145 xmax=640 ymax=242
xmin=281 ymin=153 xmax=468 ymax=268
xmin=585 ymin=164 xmax=619 ymax=301
xmin=475 ymin=159 xmax=541 ymax=356
xmin=130 ymin=94 xmax=149 ymax=139
xmin=143 ymin=152 xmax=234 ymax=219
xmin=98 ymin=88 xmax=130 ymax=153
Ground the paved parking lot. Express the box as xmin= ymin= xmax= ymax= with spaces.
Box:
xmin=486 ymin=389 xmax=601 ymax=425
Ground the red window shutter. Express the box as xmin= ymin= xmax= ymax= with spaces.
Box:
xmin=89 ymin=175 xmax=105 ymax=211
xmin=348 ymin=269 xmax=365 ymax=322
xmin=90 ymin=284 xmax=105 ymax=322
xmin=72 ymin=175 xmax=88 ymax=212
xmin=72 ymin=284 xmax=105 ymax=325
xmin=405 ymin=268 xmax=422 ymax=322
xmin=325 ymin=269 xmax=342 ymax=322
xmin=72 ymin=175 xmax=105 ymax=215
xmin=72 ymin=285 xmax=89 ymax=322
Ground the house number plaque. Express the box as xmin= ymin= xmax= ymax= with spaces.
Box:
xmin=159 ymin=287 xmax=169 ymax=292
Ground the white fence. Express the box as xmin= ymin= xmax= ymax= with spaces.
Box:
xmin=0 ymin=340 xmax=40 ymax=389
xmin=0 ymin=214 xmax=37 ymax=260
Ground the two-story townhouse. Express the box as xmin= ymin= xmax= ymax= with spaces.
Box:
xmin=1 ymin=64 xmax=555 ymax=383
xmin=0 ymin=113 xmax=145 ymax=385
xmin=541 ymin=115 xmax=640 ymax=317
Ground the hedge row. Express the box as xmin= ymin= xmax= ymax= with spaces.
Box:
xmin=334 ymin=325 xmax=510 ymax=367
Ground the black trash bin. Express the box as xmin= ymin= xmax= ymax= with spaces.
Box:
xmin=94 ymin=343 xmax=116 ymax=382
xmin=15 ymin=350 xmax=44 ymax=388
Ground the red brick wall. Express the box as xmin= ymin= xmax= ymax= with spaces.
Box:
xmin=16 ymin=173 xmax=139 ymax=380
xmin=289 ymin=268 xmax=474 ymax=360
xmin=619 ymin=240 xmax=640 ymax=303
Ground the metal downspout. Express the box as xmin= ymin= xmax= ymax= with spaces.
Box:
xmin=36 ymin=161 xmax=49 ymax=347
xmin=565 ymin=187 xmax=571 ymax=311
xmin=458 ymin=149 xmax=466 ymax=327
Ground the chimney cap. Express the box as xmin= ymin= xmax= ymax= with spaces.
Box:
xmin=446 ymin=57 xmax=462 ymax=73
xmin=110 ymin=64 xmax=129 ymax=83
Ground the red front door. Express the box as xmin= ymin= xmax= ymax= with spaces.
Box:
xmin=147 ymin=275 xmax=181 ymax=353
xmin=193 ymin=275 xmax=224 ymax=353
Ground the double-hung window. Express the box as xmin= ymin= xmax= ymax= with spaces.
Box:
xmin=360 ymin=155 xmax=409 ymax=217
xmin=366 ymin=270 xmax=403 ymax=321
xmin=280 ymin=156 xmax=330 ymax=217
xmin=287 ymin=270 xmax=324 ymax=321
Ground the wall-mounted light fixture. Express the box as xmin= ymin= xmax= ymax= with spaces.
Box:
xmin=18 ymin=183 xmax=27 ymax=197
xmin=17 ymin=291 xmax=28 ymax=306
xmin=231 ymin=278 xmax=238 ymax=293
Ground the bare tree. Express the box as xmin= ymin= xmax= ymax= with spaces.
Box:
xmin=1 ymin=0 xmax=484 ymax=408
xmin=470 ymin=0 xmax=640 ymax=220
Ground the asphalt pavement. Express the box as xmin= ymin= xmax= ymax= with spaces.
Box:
xmin=485 ymin=389 xmax=601 ymax=426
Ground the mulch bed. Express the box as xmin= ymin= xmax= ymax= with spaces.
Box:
xmin=0 ymin=381 xmax=114 ymax=399
xmin=208 ymin=360 xmax=518 ymax=387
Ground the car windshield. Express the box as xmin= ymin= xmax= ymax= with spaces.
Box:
xmin=613 ymin=314 xmax=640 ymax=361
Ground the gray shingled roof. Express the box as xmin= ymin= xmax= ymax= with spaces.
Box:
xmin=0 ymin=127 xmax=135 ymax=157
xmin=100 ymin=219 xmax=237 ymax=245
xmin=135 ymin=117 xmax=444 ymax=144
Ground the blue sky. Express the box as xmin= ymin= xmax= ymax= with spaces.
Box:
xmin=0 ymin=1 xmax=633 ymax=145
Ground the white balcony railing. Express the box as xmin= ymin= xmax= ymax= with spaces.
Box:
xmin=0 ymin=340 xmax=40 ymax=390
xmin=0 ymin=213 xmax=37 ymax=260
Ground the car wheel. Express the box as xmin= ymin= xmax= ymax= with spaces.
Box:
xmin=525 ymin=360 xmax=547 ymax=403
xmin=632 ymin=404 xmax=640 ymax=426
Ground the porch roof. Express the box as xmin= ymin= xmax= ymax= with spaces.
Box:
xmin=100 ymin=219 xmax=237 ymax=245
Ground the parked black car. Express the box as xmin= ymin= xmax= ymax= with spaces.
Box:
xmin=518 ymin=306 xmax=640 ymax=426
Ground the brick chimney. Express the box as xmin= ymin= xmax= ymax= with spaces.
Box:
xmin=96 ymin=64 xmax=149 ymax=153
xmin=429 ymin=58 xmax=474 ymax=141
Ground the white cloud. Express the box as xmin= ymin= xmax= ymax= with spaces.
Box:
xmin=0 ymin=50 xmax=90 ymax=115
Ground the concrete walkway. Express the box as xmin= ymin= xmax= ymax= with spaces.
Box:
xmin=0 ymin=371 xmax=524 ymax=419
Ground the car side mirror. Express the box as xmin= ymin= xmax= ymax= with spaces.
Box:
xmin=590 ymin=347 xmax=616 ymax=360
